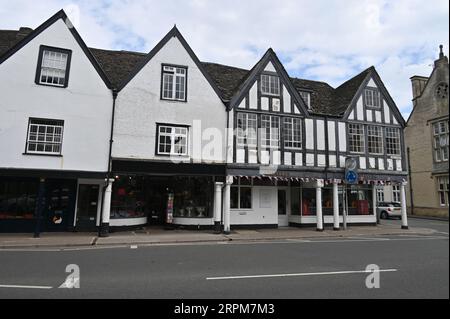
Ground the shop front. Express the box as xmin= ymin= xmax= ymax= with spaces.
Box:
xmin=0 ymin=176 xmax=77 ymax=232
xmin=109 ymin=175 xmax=221 ymax=229
xmin=0 ymin=174 xmax=107 ymax=233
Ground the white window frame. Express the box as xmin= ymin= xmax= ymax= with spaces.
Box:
xmin=376 ymin=187 xmax=385 ymax=203
xmin=433 ymin=121 xmax=449 ymax=162
xmin=38 ymin=48 xmax=70 ymax=87
xmin=299 ymin=91 xmax=311 ymax=109
xmin=348 ymin=123 xmax=365 ymax=153
xmin=230 ymin=178 xmax=253 ymax=210
xmin=364 ymin=89 xmax=381 ymax=108
xmin=261 ymin=74 xmax=280 ymax=96
xmin=437 ymin=176 xmax=449 ymax=207
xmin=26 ymin=119 xmax=64 ymax=155
xmin=283 ymin=117 xmax=302 ymax=150
xmin=385 ymin=127 xmax=401 ymax=156
xmin=368 ymin=125 xmax=384 ymax=155
xmin=392 ymin=185 xmax=400 ymax=203
xmin=261 ymin=115 xmax=280 ymax=149
xmin=161 ymin=65 xmax=187 ymax=101
xmin=236 ymin=113 xmax=258 ymax=147
xmin=157 ymin=125 xmax=189 ymax=156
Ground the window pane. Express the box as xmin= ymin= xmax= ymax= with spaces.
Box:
xmin=349 ymin=124 xmax=365 ymax=153
xmin=230 ymin=187 xmax=239 ymax=209
xmin=240 ymin=187 xmax=252 ymax=209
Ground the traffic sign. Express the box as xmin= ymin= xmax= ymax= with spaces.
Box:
xmin=345 ymin=170 xmax=358 ymax=184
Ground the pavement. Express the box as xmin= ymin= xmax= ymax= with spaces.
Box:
xmin=0 ymin=217 xmax=445 ymax=249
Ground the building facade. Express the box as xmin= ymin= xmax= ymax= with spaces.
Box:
xmin=404 ymin=46 xmax=449 ymax=218
xmin=0 ymin=10 xmax=410 ymax=234
xmin=0 ymin=11 xmax=113 ymax=233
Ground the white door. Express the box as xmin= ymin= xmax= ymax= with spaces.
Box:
xmin=278 ymin=188 xmax=289 ymax=226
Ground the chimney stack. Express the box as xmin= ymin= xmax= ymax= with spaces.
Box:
xmin=410 ymin=76 xmax=428 ymax=101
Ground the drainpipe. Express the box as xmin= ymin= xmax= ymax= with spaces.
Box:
xmin=99 ymin=89 xmax=118 ymax=237
xmin=407 ymin=147 xmax=414 ymax=215
xmin=222 ymin=106 xmax=231 ymax=232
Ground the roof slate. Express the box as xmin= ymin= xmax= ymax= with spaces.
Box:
xmin=0 ymin=28 xmax=372 ymax=117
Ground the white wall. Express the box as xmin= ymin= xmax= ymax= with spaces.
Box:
xmin=0 ymin=19 xmax=112 ymax=172
xmin=230 ymin=186 xmax=278 ymax=225
xmin=113 ymin=36 xmax=227 ymax=163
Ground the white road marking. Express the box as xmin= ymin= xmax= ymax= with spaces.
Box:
xmin=130 ymin=245 xmax=138 ymax=249
xmin=0 ymin=284 xmax=53 ymax=289
xmin=206 ymin=269 xmax=398 ymax=281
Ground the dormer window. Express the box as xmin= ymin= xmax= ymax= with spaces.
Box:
xmin=261 ymin=74 xmax=280 ymax=96
xmin=35 ymin=46 xmax=72 ymax=87
xmin=299 ymin=91 xmax=311 ymax=109
xmin=364 ymin=88 xmax=381 ymax=108
xmin=161 ymin=64 xmax=187 ymax=102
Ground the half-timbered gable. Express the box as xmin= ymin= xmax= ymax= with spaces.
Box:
xmin=340 ymin=67 xmax=407 ymax=174
xmin=226 ymin=49 xmax=310 ymax=168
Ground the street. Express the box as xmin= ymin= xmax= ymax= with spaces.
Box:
xmin=0 ymin=218 xmax=448 ymax=299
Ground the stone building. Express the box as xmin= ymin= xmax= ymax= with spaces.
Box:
xmin=405 ymin=45 xmax=449 ymax=218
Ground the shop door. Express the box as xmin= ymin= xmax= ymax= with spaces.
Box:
xmin=76 ymin=184 xmax=100 ymax=230
xmin=278 ymin=188 xmax=289 ymax=227
xmin=44 ymin=180 xmax=76 ymax=231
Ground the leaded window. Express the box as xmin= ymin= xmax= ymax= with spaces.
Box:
xmin=433 ymin=121 xmax=449 ymax=162
xmin=364 ymin=89 xmax=380 ymax=108
xmin=283 ymin=117 xmax=302 ymax=149
xmin=368 ymin=125 xmax=383 ymax=154
xmin=385 ymin=127 xmax=401 ymax=156
xmin=236 ymin=113 xmax=257 ymax=147
xmin=261 ymin=74 xmax=280 ymax=96
xmin=261 ymin=115 xmax=280 ymax=148
xmin=349 ymin=123 xmax=365 ymax=153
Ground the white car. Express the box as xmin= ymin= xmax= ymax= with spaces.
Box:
xmin=377 ymin=202 xmax=402 ymax=219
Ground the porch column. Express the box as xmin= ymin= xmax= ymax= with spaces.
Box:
xmin=214 ymin=182 xmax=223 ymax=233
xmin=223 ymin=176 xmax=232 ymax=234
xmin=333 ymin=181 xmax=339 ymax=230
xmin=400 ymin=181 xmax=409 ymax=230
xmin=316 ymin=179 xmax=324 ymax=231
xmin=99 ymin=178 xmax=114 ymax=237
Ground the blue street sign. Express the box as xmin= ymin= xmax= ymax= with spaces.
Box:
xmin=345 ymin=170 xmax=358 ymax=184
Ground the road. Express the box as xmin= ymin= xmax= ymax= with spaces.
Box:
xmin=0 ymin=218 xmax=448 ymax=299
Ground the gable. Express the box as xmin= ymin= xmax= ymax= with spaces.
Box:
xmin=344 ymin=73 xmax=405 ymax=127
xmin=117 ymin=27 xmax=223 ymax=102
xmin=0 ymin=10 xmax=110 ymax=89
xmin=232 ymin=51 xmax=308 ymax=115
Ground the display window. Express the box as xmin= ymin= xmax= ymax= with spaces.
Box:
xmin=0 ymin=179 xmax=38 ymax=220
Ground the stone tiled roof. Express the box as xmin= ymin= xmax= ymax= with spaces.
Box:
xmin=89 ymin=48 xmax=146 ymax=88
xmin=0 ymin=28 xmax=371 ymax=116
xmin=0 ymin=27 xmax=33 ymax=57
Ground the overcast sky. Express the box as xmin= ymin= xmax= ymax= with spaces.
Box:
xmin=0 ymin=0 xmax=448 ymax=118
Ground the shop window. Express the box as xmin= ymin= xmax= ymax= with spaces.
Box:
xmin=111 ymin=176 xmax=147 ymax=220
xmin=290 ymin=187 xmax=301 ymax=215
xmin=231 ymin=177 xmax=252 ymax=209
xmin=346 ymin=185 xmax=372 ymax=215
xmin=0 ymin=179 xmax=38 ymax=220
xmin=322 ymin=188 xmax=334 ymax=216
xmin=301 ymin=188 xmax=316 ymax=216
xmin=172 ymin=176 xmax=213 ymax=218
xmin=111 ymin=176 xmax=214 ymax=220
